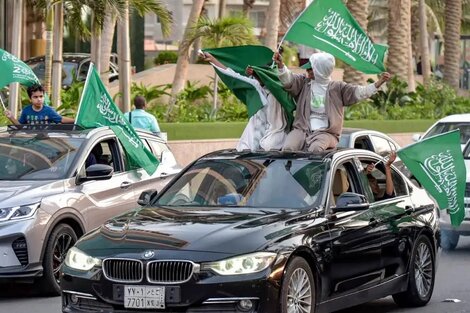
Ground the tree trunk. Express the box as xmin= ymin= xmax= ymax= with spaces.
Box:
xmin=170 ymin=0 xmax=205 ymax=104
xmin=406 ymin=1 xmax=415 ymax=92
xmin=44 ymin=1 xmax=54 ymax=94
xmin=387 ymin=0 xmax=411 ymax=81
xmin=264 ymin=0 xmax=281 ymax=50
xmin=51 ymin=1 xmax=63 ymax=107
xmin=443 ymin=0 xmax=462 ymax=90
xmin=9 ymin=0 xmax=23 ymax=118
xmin=418 ymin=0 xmax=431 ymax=85
xmin=343 ymin=0 xmax=368 ymax=84
xmin=91 ymin=16 xmax=102 ymax=75
xmin=101 ymin=11 xmax=117 ymax=88
xmin=118 ymin=1 xmax=132 ymax=113
xmin=218 ymin=0 xmax=226 ymax=18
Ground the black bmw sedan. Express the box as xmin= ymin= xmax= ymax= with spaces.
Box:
xmin=60 ymin=148 xmax=440 ymax=313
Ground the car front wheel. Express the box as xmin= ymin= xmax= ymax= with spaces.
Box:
xmin=393 ymin=235 xmax=435 ymax=307
xmin=441 ymin=230 xmax=459 ymax=250
xmin=38 ymin=224 xmax=77 ymax=296
xmin=280 ymin=256 xmax=316 ymax=313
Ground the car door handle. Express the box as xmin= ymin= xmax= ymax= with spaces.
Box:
xmin=160 ymin=172 xmax=168 ymax=179
xmin=120 ymin=181 xmax=132 ymax=189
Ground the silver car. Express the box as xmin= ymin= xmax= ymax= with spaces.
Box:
xmin=0 ymin=125 xmax=181 ymax=295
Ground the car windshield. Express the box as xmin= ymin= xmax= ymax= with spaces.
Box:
xmin=29 ymin=61 xmax=77 ymax=86
xmin=156 ymin=158 xmax=326 ymax=209
xmin=424 ymin=122 xmax=470 ymax=144
xmin=0 ymin=135 xmax=83 ymax=180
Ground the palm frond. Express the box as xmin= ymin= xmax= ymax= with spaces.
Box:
xmin=129 ymin=0 xmax=173 ymax=37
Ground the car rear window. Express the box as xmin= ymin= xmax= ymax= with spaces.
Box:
xmin=424 ymin=122 xmax=470 ymax=144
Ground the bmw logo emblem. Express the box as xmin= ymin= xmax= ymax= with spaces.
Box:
xmin=142 ymin=250 xmax=155 ymax=259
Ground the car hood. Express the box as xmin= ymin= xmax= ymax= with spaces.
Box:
xmin=77 ymin=206 xmax=312 ymax=256
xmin=0 ymin=180 xmax=64 ymax=207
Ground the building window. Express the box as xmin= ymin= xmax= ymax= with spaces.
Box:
xmin=249 ymin=11 xmax=266 ymax=28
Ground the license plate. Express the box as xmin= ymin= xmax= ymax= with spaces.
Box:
xmin=124 ymin=285 xmax=165 ymax=309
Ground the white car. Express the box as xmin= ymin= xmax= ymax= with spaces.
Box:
xmin=441 ymin=140 xmax=470 ymax=250
xmin=413 ymin=114 xmax=470 ymax=150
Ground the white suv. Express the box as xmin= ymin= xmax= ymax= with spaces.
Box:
xmin=0 ymin=125 xmax=180 ymax=294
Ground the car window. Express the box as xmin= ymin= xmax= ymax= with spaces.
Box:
xmin=0 ymin=136 xmax=83 ymax=180
xmin=147 ymin=139 xmax=177 ymax=166
xmin=370 ymin=135 xmax=396 ymax=156
xmin=330 ymin=161 xmax=360 ymax=205
xmin=358 ymin=159 xmax=407 ymax=203
xmin=425 ymin=122 xmax=470 ymax=144
xmin=78 ymin=61 xmax=90 ymax=81
xmin=463 ymin=142 xmax=470 ymax=159
xmin=354 ymin=136 xmax=373 ymax=151
xmin=80 ymin=139 xmax=121 ymax=175
xmin=156 ymin=159 xmax=326 ymax=209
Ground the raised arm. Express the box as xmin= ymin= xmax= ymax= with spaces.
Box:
xmin=4 ymin=110 xmax=20 ymax=125
xmin=199 ymin=52 xmax=227 ymax=70
xmin=384 ymin=151 xmax=397 ymax=196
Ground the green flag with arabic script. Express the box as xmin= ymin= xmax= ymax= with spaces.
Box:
xmin=282 ymin=0 xmax=388 ymax=74
xmin=76 ymin=64 xmax=158 ymax=175
xmin=397 ymin=130 xmax=466 ymax=227
xmin=0 ymin=48 xmax=40 ymax=89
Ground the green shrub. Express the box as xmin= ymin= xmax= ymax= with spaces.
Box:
xmin=153 ymin=51 xmax=178 ymax=65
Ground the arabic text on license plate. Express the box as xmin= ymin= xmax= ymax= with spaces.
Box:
xmin=124 ymin=285 xmax=165 ymax=309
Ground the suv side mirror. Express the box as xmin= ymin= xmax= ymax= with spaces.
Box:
xmin=138 ymin=189 xmax=158 ymax=206
xmin=334 ymin=192 xmax=369 ymax=212
xmin=77 ymin=164 xmax=114 ymax=183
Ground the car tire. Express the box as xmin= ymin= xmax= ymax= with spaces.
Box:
xmin=393 ymin=235 xmax=435 ymax=307
xmin=280 ymin=256 xmax=316 ymax=313
xmin=441 ymin=230 xmax=459 ymax=250
xmin=38 ymin=224 xmax=77 ymax=296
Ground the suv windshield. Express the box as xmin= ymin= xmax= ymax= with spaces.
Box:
xmin=0 ymin=135 xmax=83 ymax=180
xmin=156 ymin=158 xmax=326 ymax=209
xmin=424 ymin=122 xmax=470 ymax=144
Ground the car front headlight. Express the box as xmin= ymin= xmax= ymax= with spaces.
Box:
xmin=64 ymin=247 xmax=102 ymax=271
xmin=201 ymin=252 xmax=277 ymax=275
xmin=0 ymin=203 xmax=40 ymax=222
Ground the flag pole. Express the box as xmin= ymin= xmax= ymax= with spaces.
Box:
xmin=0 ymin=92 xmax=7 ymax=111
xmin=277 ymin=0 xmax=314 ymax=52
xmin=75 ymin=63 xmax=94 ymax=123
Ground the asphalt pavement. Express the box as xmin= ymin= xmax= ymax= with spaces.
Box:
xmin=1 ymin=237 xmax=469 ymax=313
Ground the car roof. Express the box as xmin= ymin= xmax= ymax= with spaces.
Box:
xmin=435 ymin=114 xmax=470 ymax=123
xmin=199 ymin=147 xmax=358 ymax=162
xmin=25 ymin=53 xmax=92 ymax=64
xmin=0 ymin=125 xmax=162 ymax=142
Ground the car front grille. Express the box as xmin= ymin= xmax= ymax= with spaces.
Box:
xmin=12 ymin=237 xmax=28 ymax=266
xmin=147 ymin=261 xmax=195 ymax=284
xmin=102 ymin=259 xmax=143 ymax=283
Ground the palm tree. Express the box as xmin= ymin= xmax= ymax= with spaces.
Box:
xmin=387 ymin=0 xmax=412 ymax=81
xmin=443 ymin=0 xmax=462 ymax=90
xmin=170 ymin=0 xmax=206 ymax=101
xmin=264 ymin=0 xmax=281 ymax=50
xmin=186 ymin=15 xmax=257 ymax=112
xmin=99 ymin=0 xmax=172 ymax=87
xmin=8 ymin=0 xmax=24 ymax=117
xmin=343 ymin=0 xmax=368 ymax=85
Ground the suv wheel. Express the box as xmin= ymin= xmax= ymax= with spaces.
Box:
xmin=441 ymin=230 xmax=459 ymax=250
xmin=38 ymin=224 xmax=77 ymax=296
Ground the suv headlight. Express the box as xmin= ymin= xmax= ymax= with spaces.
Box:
xmin=65 ymin=247 xmax=102 ymax=271
xmin=0 ymin=203 xmax=40 ymax=222
xmin=201 ymin=252 xmax=277 ymax=275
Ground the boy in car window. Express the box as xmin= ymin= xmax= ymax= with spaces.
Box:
xmin=365 ymin=151 xmax=396 ymax=201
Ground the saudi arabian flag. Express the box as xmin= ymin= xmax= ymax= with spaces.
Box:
xmin=282 ymin=0 xmax=387 ymax=74
xmin=76 ymin=64 xmax=158 ymax=175
xmin=203 ymin=46 xmax=296 ymax=128
xmin=397 ymin=130 xmax=466 ymax=227
xmin=0 ymin=48 xmax=40 ymax=89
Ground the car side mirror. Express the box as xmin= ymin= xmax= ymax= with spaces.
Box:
xmin=138 ymin=189 xmax=158 ymax=206
xmin=78 ymin=164 xmax=114 ymax=183
xmin=412 ymin=134 xmax=421 ymax=142
xmin=334 ymin=192 xmax=369 ymax=212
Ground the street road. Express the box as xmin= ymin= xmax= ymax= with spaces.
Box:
xmin=1 ymin=237 xmax=470 ymax=313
